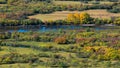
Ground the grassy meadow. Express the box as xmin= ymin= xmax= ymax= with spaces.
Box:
xmin=53 ymin=1 xmax=84 ymax=5
xmin=53 ymin=1 xmax=114 ymax=5
xmin=28 ymin=9 xmax=120 ymax=21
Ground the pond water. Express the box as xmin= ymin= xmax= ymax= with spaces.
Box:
xmin=0 ymin=25 xmax=119 ymax=33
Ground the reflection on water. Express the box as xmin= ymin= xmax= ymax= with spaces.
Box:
xmin=0 ymin=25 xmax=119 ymax=33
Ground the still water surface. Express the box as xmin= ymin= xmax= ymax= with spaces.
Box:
xmin=0 ymin=25 xmax=119 ymax=33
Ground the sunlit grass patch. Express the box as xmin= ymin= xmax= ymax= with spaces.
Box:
xmin=28 ymin=10 xmax=120 ymax=21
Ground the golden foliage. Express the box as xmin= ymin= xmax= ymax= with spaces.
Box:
xmin=67 ymin=13 xmax=75 ymax=23
xmin=114 ymin=17 xmax=120 ymax=25
xmin=67 ymin=12 xmax=91 ymax=24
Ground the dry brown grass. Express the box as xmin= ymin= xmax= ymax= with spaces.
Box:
xmin=53 ymin=1 xmax=83 ymax=5
xmin=53 ymin=1 xmax=114 ymax=5
xmin=28 ymin=10 xmax=120 ymax=21
xmin=0 ymin=4 xmax=6 ymax=6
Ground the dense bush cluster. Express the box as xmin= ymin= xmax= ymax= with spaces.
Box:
xmin=108 ymin=4 xmax=120 ymax=13
xmin=0 ymin=29 xmax=120 ymax=46
xmin=0 ymin=52 xmax=38 ymax=64
xmin=0 ymin=29 xmax=120 ymax=67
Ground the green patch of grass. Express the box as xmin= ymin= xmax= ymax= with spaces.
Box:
xmin=14 ymin=41 xmax=74 ymax=48
xmin=0 ymin=41 xmax=75 ymax=55
xmin=0 ymin=63 xmax=47 ymax=68
xmin=0 ymin=50 xmax=9 ymax=56
xmin=0 ymin=46 xmax=39 ymax=55
xmin=16 ymin=41 xmax=53 ymax=46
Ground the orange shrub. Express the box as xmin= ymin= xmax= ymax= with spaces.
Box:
xmin=54 ymin=37 xmax=67 ymax=44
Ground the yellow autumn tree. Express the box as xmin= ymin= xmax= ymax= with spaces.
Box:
xmin=66 ymin=12 xmax=91 ymax=24
xmin=79 ymin=12 xmax=91 ymax=24
xmin=66 ymin=13 xmax=75 ymax=24
xmin=74 ymin=13 xmax=80 ymax=24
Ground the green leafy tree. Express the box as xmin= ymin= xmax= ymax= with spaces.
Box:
xmin=114 ymin=17 xmax=120 ymax=25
